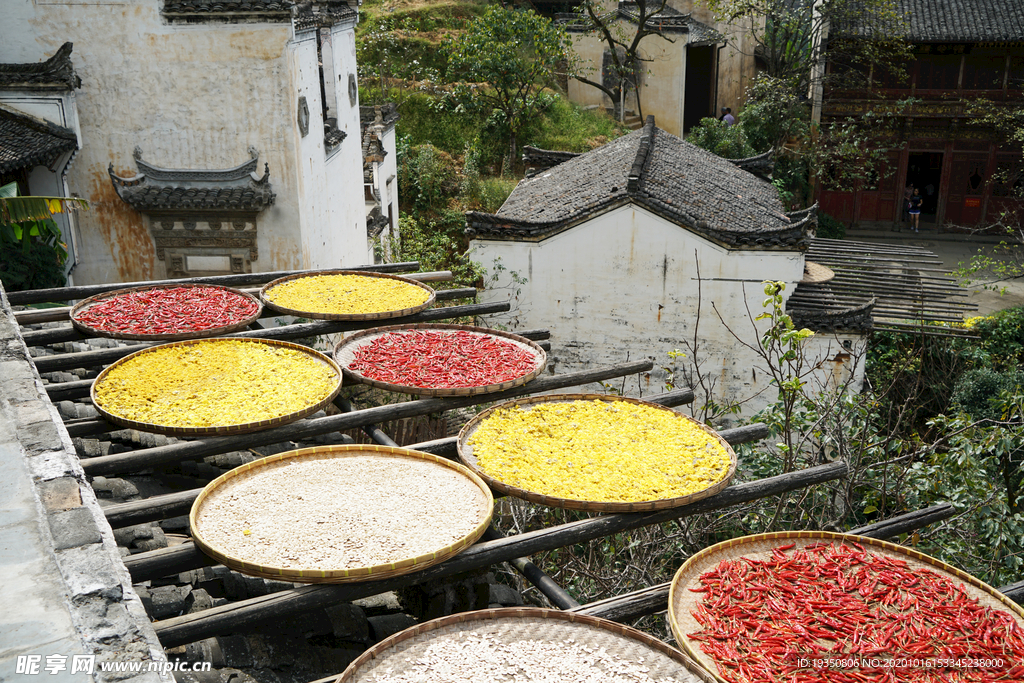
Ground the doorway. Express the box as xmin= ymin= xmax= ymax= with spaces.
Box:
xmin=906 ymin=152 xmax=943 ymax=223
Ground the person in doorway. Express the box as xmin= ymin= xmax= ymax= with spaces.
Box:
xmin=903 ymin=182 xmax=914 ymax=225
xmin=721 ymin=107 xmax=736 ymax=126
xmin=908 ymin=187 xmax=923 ymax=232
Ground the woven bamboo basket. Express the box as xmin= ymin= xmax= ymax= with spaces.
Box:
xmin=70 ymin=283 xmax=263 ymax=341
xmin=91 ymin=337 xmax=342 ymax=437
xmin=457 ymin=394 xmax=737 ymax=512
xmin=335 ymin=607 xmax=716 ymax=683
xmin=668 ymin=531 xmax=1024 ymax=683
xmin=333 ymin=323 xmax=546 ymax=397
xmin=259 ymin=270 xmax=435 ymax=321
xmin=190 ymin=445 xmax=494 ymax=583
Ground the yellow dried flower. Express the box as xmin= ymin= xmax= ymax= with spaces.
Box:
xmin=468 ymin=400 xmax=731 ymax=503
xmin=93 ymin=340 xmax=339 ymax=428
xmin=264 ymin=274 xmax=430 ymax=315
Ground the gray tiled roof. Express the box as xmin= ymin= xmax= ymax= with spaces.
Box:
xmin=161 ymin=0 xmax=293 ymax=16
xmin=844 ymin=0 xmax=1024 ymax=42
xmin=467 ymin=117 xmax=809 ymax=250
xmin=0 ymin=43 xmax=80 ymax=92
xmin=109 ymin=148 xmax=275 ymax=214
xmin=0 ymin=104 xmax=78 ymax=175
xmin=560 ymin=2 xmax=724 ymax=41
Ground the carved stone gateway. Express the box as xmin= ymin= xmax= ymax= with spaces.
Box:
xmin=109 ymin=148 xmax=275 ymax=278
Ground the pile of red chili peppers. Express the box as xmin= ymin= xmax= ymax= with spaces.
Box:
xmin=348 ymin=329 xmax=538 ymax=389
xmin=688 ymin=541 xmax=1024 ymax=682
xmin=74 ymin=287 xmax=259 ymax=335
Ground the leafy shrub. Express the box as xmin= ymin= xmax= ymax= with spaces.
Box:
xmin=684 ymin=117 xmax=755 ymax=159
xmin=969 ymin=306 xmax=1024 ymax=372
xmin=397 ymin=141 xmax=461 ymax=212
xmin=951 ymin=368 xmax=1024 ymax=420
xmin=816 ymin=212 xmax=846 ymax=240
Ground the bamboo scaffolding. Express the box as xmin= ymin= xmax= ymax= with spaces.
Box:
xmin=21 ymin=285 xmax=478 ymax=347
xmin=32 ymin=300 xmax=512 ymax=374
xmin=122 ymin=421 xmax=771 ymax=586
xmin=7 ymin=262 xmax=421 ymax=307
xmin=102 ymin=388 xmax=699 ymax=530
xmin=150 ymin=460 xmax=846 ymax=648
xmin=79 ymin=360 xmax=657 ymax=477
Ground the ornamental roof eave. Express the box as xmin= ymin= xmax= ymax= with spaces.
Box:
xmin=0 ymin=103 xmax=79 ymax=175
xmin=0 ymin=42 xmax=81 ymax=92
xmin=108 ymin=148 xmax=276 ymax=214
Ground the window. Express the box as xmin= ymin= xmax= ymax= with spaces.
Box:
xmin=916 ymin=54 xmax=961 ymax=90
xmin=963 ymin=54 xmax=1005 ymax=90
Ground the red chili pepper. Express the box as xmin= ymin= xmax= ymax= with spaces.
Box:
xmin=688 ymin=542 xmax=1024 ymax=683
xmin=75 ymin=286 xmax=258 ymax=335
xmin=348 ymin=330 xmax=539 ymax=389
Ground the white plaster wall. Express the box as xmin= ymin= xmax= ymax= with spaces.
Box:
xmin=567 ymin=29 xmax=688 ymax=136
xmin=2 ymin=0 xmax=370 ymax=285
xmin=471 ymin=205 xmax=806 ymax=418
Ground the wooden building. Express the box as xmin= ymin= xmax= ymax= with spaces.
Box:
xmin=817 ymin=0 xmax=1024 ymax=229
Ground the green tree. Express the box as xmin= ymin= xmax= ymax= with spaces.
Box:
xmin=567 ymin=0 xmax=675 ymax=122
xmin=444 ymin=6 xmax=573 ymax=168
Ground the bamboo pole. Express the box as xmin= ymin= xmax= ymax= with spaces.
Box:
xmin=570 ymin=503 xmax=959 ymax=623
xmin=21 ymin=286 xmax=477 ymax=347
xmin=8 ymin=262 xmax=422 ymax=307
xmin=102 ymin=388 xmax=704 ymax=529
xmin=81 ymin=360 xmax=657 ymax=477
xmin=150 ymin=461 xmax=848 ymax=648
xmin=33 ymin=300 xmax=511 ymax=374
xmin=121 ymin=421 xmax=771 ymax=578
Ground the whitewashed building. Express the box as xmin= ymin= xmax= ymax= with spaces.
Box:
xmin=469 ymin=118 xmax=873 ymax=418
xmin=1 ymin=0 xmax=382 ymax=286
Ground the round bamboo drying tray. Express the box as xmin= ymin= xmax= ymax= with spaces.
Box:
xmin=335 ymin=607 xmax=716 ymax=683
xmin=190 ymin=445 xmax=494 ymax=583
xmin=668 ymin=531 xmax=1024 ymax=683
xmin=333 ymin=323 xmax=546 ymax=397
xmin=91 ymin=337 xmax=342 ymax=436
xmin=70 ymin=283 xmax=263 ymax=341
xmin=457 ymin=394 xmax=736 ymax=512
xmin=259 ymin=270 xmax=435 ymax=321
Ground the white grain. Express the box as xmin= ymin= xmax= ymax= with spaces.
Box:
xmin=195 ymin=455 xmax=487 ymax=570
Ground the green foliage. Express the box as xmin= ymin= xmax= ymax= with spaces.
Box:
xmin=386 ymin=210 xmax=483 ymax=287
xmin=684 ymin=117 xmax=755 ymax=159
xmin=396 ymin=139 xmax=462 ymax=213
xmin=951 ymin=368 xmax=1024 ymax=421
xmin=0 ymin=220 xmax=68 ymax=291
xmin=0 ymin=181 xmax=86 ymax=292
xmin=443 ymin=6 xmax=572 ymax=164
xmin=816 ymin=211 xmax=846 ymax=239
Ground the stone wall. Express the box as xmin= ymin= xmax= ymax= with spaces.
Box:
xmin=0 ymin=286 xmax=167 ymax=682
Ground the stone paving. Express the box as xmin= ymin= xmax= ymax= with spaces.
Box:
xmin=0 ymin=287 xmax=166 ymax=683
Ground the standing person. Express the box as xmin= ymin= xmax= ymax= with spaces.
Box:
xmin=902 ymin=182 xmax=914 ymax=225
xmin=908 ymin=187 xmax=922 ymax=232
xmin=722 ymin=107 xmax=736 ymax=127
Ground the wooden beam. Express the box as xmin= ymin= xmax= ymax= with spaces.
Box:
xmin=150 ymin=461 xmax=848 ymax=648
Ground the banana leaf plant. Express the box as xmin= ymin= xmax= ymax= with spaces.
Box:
xmin=0 ymin=181 xmax=89 ymax=291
